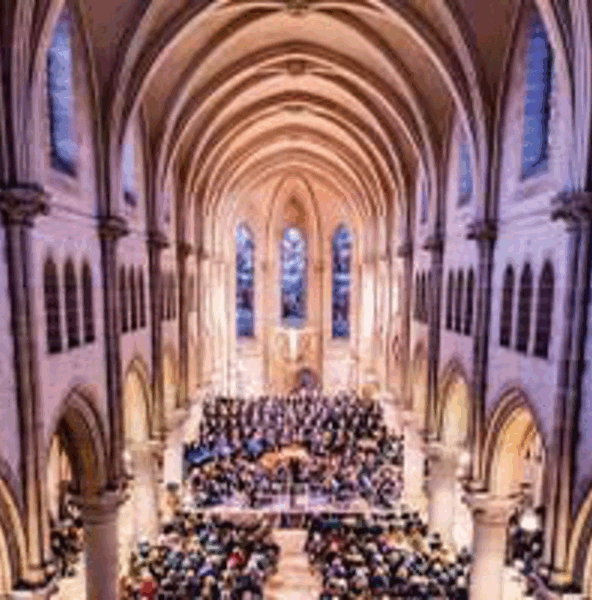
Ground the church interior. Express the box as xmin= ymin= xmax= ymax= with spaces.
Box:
xmin=2 ymin=0 xmax=592 ymax=598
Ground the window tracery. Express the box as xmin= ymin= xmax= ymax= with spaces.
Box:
xmin=332 ymin=226 xmax=352 ymax=339
xmin=281 ymin=227 xmax=306 ymax=326
xmin=236 ymin=224 xmax=255 ymax=337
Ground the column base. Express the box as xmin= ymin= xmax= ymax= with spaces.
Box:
xmin=11 ymin=580 xmax=58 ymax=600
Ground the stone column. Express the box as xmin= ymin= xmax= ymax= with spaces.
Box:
xmin=466 ymin=219 xmax=497 ymax=481
xmin=128 ymin=443 xmax=160 ymax=541
xmin=545 ymin=192 xmax=592 ymax=581
xmin=401 ymin=410 xmax=426 ymax=513
xmin=80 ymin=491 xmax=125 ymax=600
xmin=162 ymin=408 xmax=189 ymax=486
xmin=147 ymin=230 xmax=169 ymax=440
xmin=396 ymin=241 xmax=413 ymax=409
xmin=0 ymin=186 xmax=51 ymax=586
xmin=465 ymin=491 xmax=520 ymax=600
xmin=99 ymin=215 xmax=129 ymax=484
xmin=422 ymin=233 xmax=443 ymax=431
xmin=177 ymin=241 xmax=193 ymax=408
xmin=426 ymin=441 xmax=458 ymax=546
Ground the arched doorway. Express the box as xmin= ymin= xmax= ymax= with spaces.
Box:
xmin=119 ymin=364 xmax=159 ymax=577
xmin=428 ymin=369 xmax=472 ymax=551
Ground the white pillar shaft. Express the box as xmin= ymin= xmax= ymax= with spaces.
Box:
xmin=470 ymin=517 xmax=509 ymax=600
xmin=403 ymin=423 xmax=424 ymax=502
xmin=427 ymin=455 xmax=457 ymax=545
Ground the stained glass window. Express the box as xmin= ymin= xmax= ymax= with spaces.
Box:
xmin=122 ymin=132 xmax=136 ymax=206
xmin=458 ymin=137 xmax=472 ymax=205
xmin=420 ymin=175 xmax=429 ymax=224
xmin=47 ymin=12 xmax=77 ymax=176
xmin=236 ymin=224 xmax=255 ymax=337
xmin=522 ymin=12 xmax=553 ymax=179
xmin=332 ymin=226 xmax=352 ymax=338
xmin=281 ymin=227 xmax=306 ymax=326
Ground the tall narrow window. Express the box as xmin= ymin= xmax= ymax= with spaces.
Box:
xmin=534 ymin=261 xmax=554 ymax=358
xmin=500 ymin=265 xmax=515 ymax=347
xmin=420 ymin=273 xmax=427 ymax=323
xmin=454 ymin=270 xmax=464 ymax=333
xmin=445 ymin=271 xmax=454 ymax=330
xmin=458 ymin=136 xmax=473 ymax=205
xmin=82 ymin=261 xmax=94 ymax=343
xmin=281 ymin=227 xmax=306 ymax=326
xmin=130 ymin=267 xmax=138 ymax=331
xmin=171 ymin=275 xmax=177 ymax=320
xmin=522 ymin=11 xmax=553 ymax=178
xmin=332 ymin=226 xmax=352 ymax=338
xmin=420 ymin=176 xmax=429 ymax=224
xmin=516 ymin=263 xmax=533 ymax=353
xmin=64 ymin=259 xmax=79 ymax=348
xmin=236 ymin=224 xmax=255 ymax=337
xmin=44 ymin=258 xmax=62 ymax=354
xmin=120 ymin=266 xmax=128 ymax=333
xmin=47 ymin=12 xmax=77 ymax=176
xmin=414 ymin=274 xmax=421 ymax=320
xmin=188 ymin=275 xmax=195 ymax=314
xmin=122 ymin=131 xmax=136 ymax=206
xmin=464 ymin=268 xmax=475 ymax=335
xmin=138 ymin=269 xmax=147 ymax=328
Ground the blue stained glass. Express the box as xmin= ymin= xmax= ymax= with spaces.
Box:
xmin=122 ymin=136 xmax=136 ymax=205
xmin=47 ymin=14 xmax=77 ymax=176
xmin=458 ymin=139 xmax=472 ymax=204
xmin=281 ymin=227 xmax=306 ymax=326
xmin=236 ymin=224 xmax=255 ymax=337
xmin=420 ymin=176 xmax=429 ymax=223
xmin=522 ymin=12 xmax=553 ymax=178
xmin=332 ymin=226 xmax=352 ymax=338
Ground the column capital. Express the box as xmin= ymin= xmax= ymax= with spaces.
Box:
xmin=98 ymin=214 xmax=129 ymax=240
xmin=551 ymin=190 xmax=592 ymax=224
xmin=396 ymin=240 xmax=413 ymax=258
xmin=463 ymin=489 xmax=521 ymax=525
xmin=0 ymin=185 xmax=49 ymax=227
xmin=421 ymin=232 xmax=444 ymax=253
xmin=147 ymin=228 xmax=170 ymax=249
xmin=77 ymin=490 xmax=126 ymax=525
xmin=466 ymin=218 xmax=498 ymax=241
xmin=177 ymin=240 xmax=194 ymax=259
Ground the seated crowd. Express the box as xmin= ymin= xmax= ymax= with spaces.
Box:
xmin=306 ymin=511 xmax=470 ymax=600
xmin=121 ymin=511 xmax=280 ymax=600
xmin=185 ymin=392 xmax=403 ymax=509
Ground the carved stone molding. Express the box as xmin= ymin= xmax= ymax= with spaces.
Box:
xmin=396 ymin=240 xmax=413 ymax=258
xmin=76 ymin=489 xmax=127 ymax=525
xmin=421 ymin=232 xmax=444 ymax=253
xmin=147 ymin=228 xmax=170 ymax=249
xmin=462 ymin=488 xmax=522 ymax=525
xmin=0 ymin=185 xmax=49 ymax=227
xmin=466 ymin=219 xmax=497 ymax=241
xmin=98 ymin=214 xmax=129 ymax=241
xmin=177 ymin=240 xmax=194 ymax=259
xmin=551 ymin=190 xmax=592 ymax=223
xmin=284 ymin=0 xmax=310 ymax=16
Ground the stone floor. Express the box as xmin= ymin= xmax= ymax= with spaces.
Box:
xmin=266 ymin=529 xmax=321 ymax=600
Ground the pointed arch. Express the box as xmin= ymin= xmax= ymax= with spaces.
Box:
xmin=138 ymin=269 xmax=147 ymax=329
xmin=129 ymin=266 xmax=137 ymax=331
xmin=454 ymin=270 xmax=464 ymax=333
xmin=516 ymin=263 xmax=533 ymax=353
xmin=534 ymin=261 xmax=554 ymax=358
xmin=236 ymin=223 xmax=255 ymax=337
xmin=281 ymin=225 xmax=307 ymax=326
xmin=521 ymin=9 xmax=553 ymax=179
xmin=44 ymin=256 xmax=62 ymax=354
xmin=332 ymin=224 xmax=352 ymax=339
xmin=464 ymin=268 xmax=475 ymax=336
xmin=500 ymin=264 xmax=515 ymax=347
xmin=47 ymin=9 xmax=77 ymax=176
xmin=120 ymin=266 xmax=128 ymax=333
xmin=64 ymin=258 xmax=79 ymax=349
xmin=445 ymin=270 xmax=454 ymax=330
xmin=81 ymin=261 xmax=94 ymax=344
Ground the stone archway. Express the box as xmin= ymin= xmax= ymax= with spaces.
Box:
xmin=119 ymin=363 xmax=159 ymax=577
xmin=45 ymin=388 xmax=114 ymax=600
xmin=427 ymin=368 xmax=472 ymax=551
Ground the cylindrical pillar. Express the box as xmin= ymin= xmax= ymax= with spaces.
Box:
xmin=426 ymin=443 xmax=457 ymax=546
xmin=401 ymin=411 xmax=426 ymax=512
xmin=465 ymin=493 xmax=518 ymax=600
xmin=81 ymin=492 xmax=124 ymax=600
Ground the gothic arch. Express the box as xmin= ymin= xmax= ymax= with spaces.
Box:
xmin=437 ymin=358 xmax=471 ymax=447
xmin=481 ymin=387 xmax=546 ymax=497
xmin=567 ymin=484 xmax=592 ymax=594
xmin=123 ymin=356 xmax=152 ymax=443
xmin=44 ymin=385 xmax=108 ymax=498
